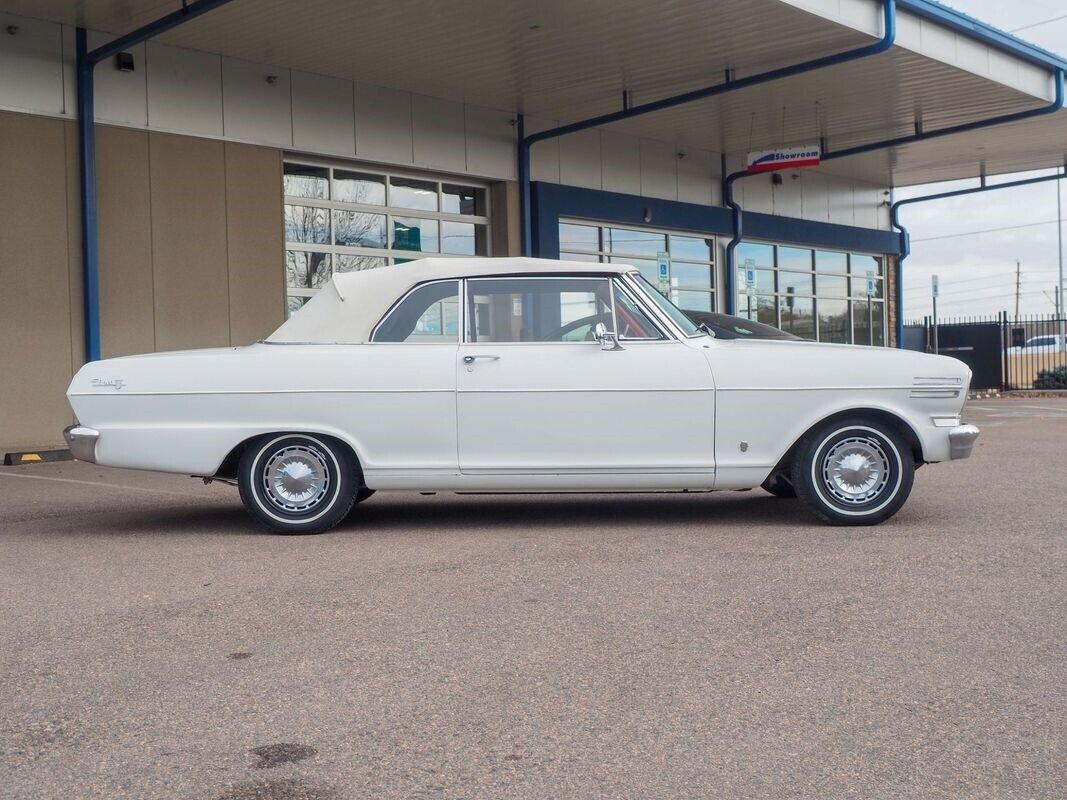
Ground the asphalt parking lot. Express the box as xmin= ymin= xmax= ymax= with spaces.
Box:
xmin=1 ymin=398 xmax=1065 ymax=800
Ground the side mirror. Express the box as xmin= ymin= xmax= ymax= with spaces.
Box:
xmin=593 ymin=322 xmax=625 ymax=351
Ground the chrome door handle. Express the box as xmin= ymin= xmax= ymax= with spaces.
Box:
xmin=463 ymin=354 xmax=501 ymax=364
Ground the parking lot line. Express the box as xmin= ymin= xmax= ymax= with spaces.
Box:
xmin=0 ymin=471 xmax=204 ymax=498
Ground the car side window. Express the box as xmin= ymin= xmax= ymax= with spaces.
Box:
xmin=612 ymin=280 xmax=664 ymax=340
xmin=467 ymin=277 xmax=612 ymax=343
xmin=372 ymin=280 xmax=459 ymax=343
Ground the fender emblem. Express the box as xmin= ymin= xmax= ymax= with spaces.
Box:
xmin=91 ymin=378 xmax=126 ymax=390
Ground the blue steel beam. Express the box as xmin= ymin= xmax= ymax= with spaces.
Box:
xmin=76 ymin=0 xmax=237 ymax=362
xmin=723 ymin=67 xmax=1065 ymax=344
xmin=890 ymin=167 xmax=1067 ymax=347
xmin=517 ymin=0 xmax=899 ymax=256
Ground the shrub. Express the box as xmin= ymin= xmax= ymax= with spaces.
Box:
xmin=1033 ymin=365 xmax=1067 ymax=389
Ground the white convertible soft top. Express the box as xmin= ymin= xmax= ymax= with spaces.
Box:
xmin=266 ymin=257 xmax=636 ymax=344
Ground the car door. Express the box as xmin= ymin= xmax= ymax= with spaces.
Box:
xmin=456 ymin=275 xmax=715 ymax=481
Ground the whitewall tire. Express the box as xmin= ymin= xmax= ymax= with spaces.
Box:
xmin=238 ymin=434 xmax=358 ymax=534
xmin=791 ymin=418 xmax=914 ymax=526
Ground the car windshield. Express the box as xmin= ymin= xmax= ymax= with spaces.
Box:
xmin=631 ymin=274 xmax=702 ymax=337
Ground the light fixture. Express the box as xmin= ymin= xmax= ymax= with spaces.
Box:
xmin=115 ymin=52 xmax=135 ymax=72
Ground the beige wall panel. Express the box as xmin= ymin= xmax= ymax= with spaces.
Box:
xmin=224 ymin=142 xmax=285 ymax=345
xmin=149 ymin=132 xmax=231 ymax=351
xmin=96 ymin=125 xmax=155 ymax=358
xmin=64 ymin=120 xmax=84 ymax=378
xmin=489 ymin=181 xmax=520 ymax=257
xmin=0 ymin=112 xmax=74 ymax=449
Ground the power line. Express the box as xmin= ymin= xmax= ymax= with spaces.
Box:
xmin=910 ymin=219 xmax=1059 ymax=242
xmin=1010 ymin=13 xmax=1067 ymax=33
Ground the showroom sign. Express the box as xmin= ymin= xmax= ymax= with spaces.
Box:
xmin=746 ymin=145 xmax=821 ymax=173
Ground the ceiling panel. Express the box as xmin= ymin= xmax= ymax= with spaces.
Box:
xmin=3 ymin=0 xmax=1067 ymax=187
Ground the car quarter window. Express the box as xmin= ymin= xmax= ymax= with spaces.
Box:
xmin=372 ymin=280 xmax=459 ymax=343
xmin=467 ymin=277 xmax=616 ymax=343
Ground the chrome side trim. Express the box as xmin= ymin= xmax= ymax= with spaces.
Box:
xmin=63 ymin=425 xmax=99 ymax=463
xmin=948 ymin=424 xmax=980 ymax=460
xmin=910 ymin=387 xmax=961 ymax=399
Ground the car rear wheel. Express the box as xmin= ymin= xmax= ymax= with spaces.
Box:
xmin=238 ymin=434 xmax=358 ymax=534
xmin=791 ymin=418 xmax=914 ymax=526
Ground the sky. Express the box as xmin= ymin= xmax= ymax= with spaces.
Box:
xmin=895 ymin=0 xmax=1067 ymax=321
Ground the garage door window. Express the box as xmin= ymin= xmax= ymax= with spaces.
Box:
xmin=285 ymin=162 xmax=490 ymax=316
xmin=559 ymin=221 xmax=715 ymax=314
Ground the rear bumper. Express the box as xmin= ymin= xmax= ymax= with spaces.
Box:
xmin=63 ymin=425 xmax=99 ymax=463
xmin=948 ymin=423 xmax=980 ymax=460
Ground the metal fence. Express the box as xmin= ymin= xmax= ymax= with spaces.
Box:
xmin=903 ymin=313 xmax=1067 ymax=391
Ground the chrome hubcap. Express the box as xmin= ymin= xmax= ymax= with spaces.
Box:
xmin=262 ymin=445 xmax=330 ymax=514
xmin=821 ymin=436 xmax=890 ymax=505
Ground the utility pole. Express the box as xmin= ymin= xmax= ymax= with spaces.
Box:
xmin=1058 ymin=180 xmax=1065 ymax=350
xmin=1015 ymin=260 xmax=1021 ymax=320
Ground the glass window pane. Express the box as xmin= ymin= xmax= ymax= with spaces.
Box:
xmin=286 ymin=295 xmax=310 ymax=318
xmin=390 ymin=177 xmax=438 ymax=211
xmin=467 ymin=278 xmax=611 ymax=343
xmin=778 ymin=247 xmax=813 ymax=271
xmin=442 ymin=184 xmax=486 ymax=215
xmin=671 ymin=262 xmax=712 ymax=289
xmin=605 ymin=227 xmax=665 ymax=257
xmin=852 ymin=298 xmax=878 ymax=345
xmin=373 ymin=280 xmax=459 ymax=343
xmin=285 ymin=205 xmax=329 ymax=244
xmin=817 ymin=297 xmax=850 ymax=343
xmin=559 ymin=223 xmax=599 ymax=252
xmin=737 ymin=294 xmax=776 ymax=327
xmin=613 ymin=282 xmax=664 ymax=340
xmin=737 ymin=268 xmax=775 ymax=294
xmin=850 ymin=276 xmax=884 ymax=298
xmin=674 ymin=290 xmax=712 ymax=312
xmin=816 ymin=250 xmax=848 ymax=274
xmin=335 ymin=255 xmax=387 ymax=273
xmin=283 ymin=164 xmax=328 ymax=199
xmin=334 ymin=210 xmax=386 ymax=248
xmin=779 ymin=294 xmax=814 ymax=339
xmin=670 ymin=234 xmax=712 ymax=261
xmin=737 ymin=242 xmax=774 ymax=269
xmin=333 ymin=170 xmax=385 ymax=205
xmin=779 ymin=271 xmax=814 ymax=296
xmin=851 ymin=254 xmax=883 ymax=277
xmin=441 ymin=220 xmax=487 ymax=256
xmin=871 ymin=301 xmax=885 ymax=346
xmin=816 ymin=273 xmax=849 ymax=297
xmin=286 ymin=251 xmax=331 ymax=289
xmin=560 ymin=251 xmax=601 ymax=263
xmin=393 ymin=217 xmax=440 ymax=252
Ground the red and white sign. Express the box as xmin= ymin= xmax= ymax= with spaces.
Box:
xmin=746 ymin=145 xmax=821 ymax=173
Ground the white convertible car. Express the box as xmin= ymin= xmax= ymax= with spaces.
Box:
xmin=65 ymin=257 xmax=978 ymax=533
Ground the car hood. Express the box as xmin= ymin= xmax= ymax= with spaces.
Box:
xmin=705 ymin=337 xmax=971 ymax=391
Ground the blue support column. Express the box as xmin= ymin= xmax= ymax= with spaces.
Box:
xmin=75 ymin=28 xmax=101 ymax=362
xmin=75 ymin=0 xmax=237 ymax=363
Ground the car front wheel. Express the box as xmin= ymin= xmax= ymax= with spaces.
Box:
xmin=791 ymin=418 xmax=914 ymax=526
xmin=238 ymin=434 xmax=358 ymax=534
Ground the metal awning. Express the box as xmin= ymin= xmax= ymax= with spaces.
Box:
xmin=5 ymin=0 xmax=1067 ymax=187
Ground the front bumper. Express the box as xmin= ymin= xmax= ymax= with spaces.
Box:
xmin=63 ymin=425 xmax=99 ymax=463
xmin=948 ymin=423 xmax=980 ymax=460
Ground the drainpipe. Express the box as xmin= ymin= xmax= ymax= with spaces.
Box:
xmin=76 ymin=0 xmax=237 ymax=363
xmin=890 ymin=166 xmax=1067 ymax=348
xmin=516 ymin=0 xmax=898 ymax=256
xmin=723 ymin=68 xmax=1065 ymax=333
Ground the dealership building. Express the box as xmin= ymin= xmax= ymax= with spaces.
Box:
xmin=2 ymin=0 xmax=1067 ymax=451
